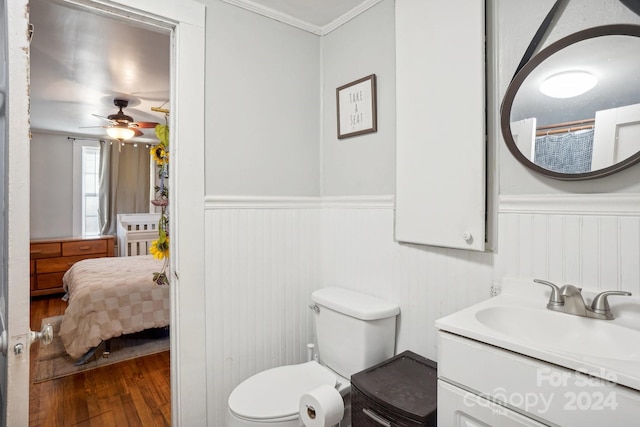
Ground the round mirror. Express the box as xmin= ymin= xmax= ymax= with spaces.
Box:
xmin=501 ymin=24 xmax=640 ymax=180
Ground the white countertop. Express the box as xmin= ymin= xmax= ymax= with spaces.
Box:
xmin=435 ymin=278 xmax=640 ymax=391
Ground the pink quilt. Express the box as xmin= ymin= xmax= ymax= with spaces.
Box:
xmin=60 ymin=255 xmax=170 ymax=359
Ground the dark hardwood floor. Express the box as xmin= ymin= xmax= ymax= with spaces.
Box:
xmin=29 ymin=296 xmax=171 ymax=427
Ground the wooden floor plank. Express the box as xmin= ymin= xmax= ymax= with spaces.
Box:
xmin=29 ymin=296 xmax=171 ymax=426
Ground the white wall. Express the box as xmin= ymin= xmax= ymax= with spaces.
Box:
xmin=321 ymin=0 xmax=396 ymax=196
xmin=495 ymin=194 xmax=640 ymax=293
xmin=30 ymin=131 xmax=74 ymax=238
xmin=493 ymin=0 xmax=640 ymax=296
xmin=204 ymin=0 xmax=321 ymax=196
xmin=201 ymin=3 xmax=492 ymax=425
xmin=0 ymin=1 xmax=6 ymax=419
xmin=198 ymin=0 xmax=640 ymax=425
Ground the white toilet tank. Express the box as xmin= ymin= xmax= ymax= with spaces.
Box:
xmin=311 ymin=287 xmax=400 ymax=380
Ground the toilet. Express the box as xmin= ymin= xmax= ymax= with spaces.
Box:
xmin=227 ymin=287 xmax=400 ymax=427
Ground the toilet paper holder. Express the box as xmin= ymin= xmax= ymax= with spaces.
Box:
xmin=306 ymin=405 xmax=317 ymax=419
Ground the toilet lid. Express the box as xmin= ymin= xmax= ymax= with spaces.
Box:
xmin=228 ymin=361 xmax=337 ymax=420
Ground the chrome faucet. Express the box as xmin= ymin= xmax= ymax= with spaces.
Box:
xmin=534 ymin=279 xmax=632 ymax=320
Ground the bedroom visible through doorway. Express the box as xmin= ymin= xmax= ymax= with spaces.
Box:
xmin=28 ymin=0 xmax=172 ymax=423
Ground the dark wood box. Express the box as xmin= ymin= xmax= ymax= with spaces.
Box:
xmin=351 ymin=350 xmax=437 ymax=426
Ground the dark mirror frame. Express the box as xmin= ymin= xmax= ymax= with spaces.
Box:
xmin=501 ymin=24 xmax=640 ymax=180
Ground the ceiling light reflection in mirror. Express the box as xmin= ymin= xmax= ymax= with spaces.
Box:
xmin=539 ymin=71 xmax=598 ymax=99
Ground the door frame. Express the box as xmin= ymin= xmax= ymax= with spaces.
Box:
xmin=6 ymin=1 xmax=207 ymax=425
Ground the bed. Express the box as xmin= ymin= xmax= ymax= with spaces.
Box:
xmin=59 ymin=213 xmax=169 ymax=362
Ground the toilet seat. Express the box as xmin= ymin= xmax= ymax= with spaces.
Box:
xmin=228 ymin=361 xmax=337 ymax=422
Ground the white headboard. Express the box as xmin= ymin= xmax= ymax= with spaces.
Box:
xmin=116 ymin=213 xmax=161 ymax=257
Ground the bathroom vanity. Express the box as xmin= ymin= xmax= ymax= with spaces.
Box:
xmin=435 ymin=279 xmax=640 ymax=426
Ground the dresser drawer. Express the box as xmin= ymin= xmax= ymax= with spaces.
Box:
xmin=30 ymin=242 xmax=61 ymax=259
xmin=62 ymin=239 xmax=107 ymax=256
xmin=36 ymin=254 xmax=103 ymax=274
xmin=36 ymin=272 xmax=66 ymax=290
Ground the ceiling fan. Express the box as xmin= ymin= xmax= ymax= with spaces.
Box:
xmin=84 ymin=98 xmax=159 ymax=141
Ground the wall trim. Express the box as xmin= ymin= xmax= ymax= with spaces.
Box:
xmin=322 ymin=0 xmax=384 ymax=35
xmin=322 ymin=195 xmax=394 ymax=209
xmin=499 ymin=193 xmax=640 ymax=216
xmin=205 ymin=196 xmax=322 ymax=209
xmin=219 ymin=0 xmax=383 ymax=36
xmin=204 ymin=195 xmax=394 ymax=209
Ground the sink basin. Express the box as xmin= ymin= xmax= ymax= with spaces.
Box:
xmin=475 ymin=305 xmax=640 ymax=362
xmin=435 ymin=280 xmax=640 ymax=391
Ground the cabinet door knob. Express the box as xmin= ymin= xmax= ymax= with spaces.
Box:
xmin=463 ymin=232 xmax=473 ymax=242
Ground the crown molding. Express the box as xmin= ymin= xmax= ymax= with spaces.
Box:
xmin=220 ymin=0 xmax=384 ymax=36
xmin=322 ymin=0 xmax=384 ymax=34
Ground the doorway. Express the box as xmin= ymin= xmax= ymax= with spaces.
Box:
xmin=3 ymin=1 xmax=206 ymax=425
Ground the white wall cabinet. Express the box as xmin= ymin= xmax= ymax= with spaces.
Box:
xmin=395 ymin=0 xmax=486 ymax=251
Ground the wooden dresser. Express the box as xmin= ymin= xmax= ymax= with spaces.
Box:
xmin=30 ymin=235 xmax=115 ymax=297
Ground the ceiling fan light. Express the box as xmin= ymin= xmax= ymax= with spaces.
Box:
xmin=539 ymin=71 xmax=597 ymax=99
xmin=106 ymin=126 xmax=136 ymax=141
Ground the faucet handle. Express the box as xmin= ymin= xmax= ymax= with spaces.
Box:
xmin=534 ymin=279 xmax=563 ymax=307
xmin=590 ymin=290 xmax=632 ymax=316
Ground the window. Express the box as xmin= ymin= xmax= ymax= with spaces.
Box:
xmin=72 ymin=140 xmax=100 ymax=236
xmin=82 ymin=146 xmax=100 ymax=235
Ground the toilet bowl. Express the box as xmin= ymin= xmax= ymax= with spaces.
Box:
xmin=226 ymin=360 xmax=347 ymax=427
xmin=227 ymin=287 xmax=400 ymax=427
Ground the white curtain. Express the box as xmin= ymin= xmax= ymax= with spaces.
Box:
xmin=98 ymin=141 xmax=151 ymax=235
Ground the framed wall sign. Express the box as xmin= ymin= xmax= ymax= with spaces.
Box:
xmin=336 ymin=74 xmax=377 ymax=139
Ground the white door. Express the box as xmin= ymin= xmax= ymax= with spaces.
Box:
xmin=2 ymin=1 xmax=33 ymax=425
xmin=592 ymin=102 xmax=640 ymax=171
xmin=2 ymin=1 xmax=207 ymax=425
xmin=510 ymin=117 xmax=537 ymax=161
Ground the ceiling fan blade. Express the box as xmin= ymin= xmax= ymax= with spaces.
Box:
xmin=133 ymin=121 xmax=160 ymax=129
xmin=132 ymin=128 xmax=144 ymax=137
xmin=91 ymin=113 xmax=116 ymax=124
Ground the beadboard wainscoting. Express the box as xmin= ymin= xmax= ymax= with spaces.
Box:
xmin=496 ymin=194 xmax=640 ymax=295
xmin=204 ymin=196 xmax=323 ymax=424
xmin=203 ymin=195 xmax=494 ymax=424
xmin=320 ymin=196 xmax=494 ymax=359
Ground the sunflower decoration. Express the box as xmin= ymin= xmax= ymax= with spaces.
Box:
xmin=151 ymin=145 xmax=169 ymax=165
xmin=150 ymin=229 xmax=169 ymax=259
xmin=151 ymin=123 xmax=170 ymax=286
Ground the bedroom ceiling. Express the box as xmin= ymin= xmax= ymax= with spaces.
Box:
xmin=29 ymin=0 xmax=170 ymax=143
xmin=28 ymin=0 xmax=374 ymax=143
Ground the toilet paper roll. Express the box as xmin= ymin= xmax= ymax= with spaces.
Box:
xmin=299 ymin=384 xmax=344 ymax=427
